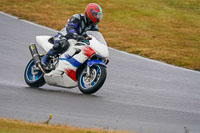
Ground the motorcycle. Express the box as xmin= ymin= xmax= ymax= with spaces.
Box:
xmin=24 ymin=31 xmax=109 ymax=94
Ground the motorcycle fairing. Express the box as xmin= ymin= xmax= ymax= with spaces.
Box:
xmin=36 ymin=36 xmax=53 ymax=52
xmin=35 ymin=32 xmax=108 ymax=89
xmin=43 ymin=45 xmax=93 ymax=88
xmin=59 ymin=54 xmax=82 ymax=68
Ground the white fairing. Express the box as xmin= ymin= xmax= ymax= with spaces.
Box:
xmin=87 ymin=31 xmax=109 ymax=58
xmin=36 ymin=36 xmax=53 ymax=52
xmin=35 ymin=31 xmax=109 ymax=88
xmin=89 ymin=36 xmax=109 ymax=58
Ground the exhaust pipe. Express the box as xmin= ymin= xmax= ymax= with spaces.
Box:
xmin=29 ymin=43 xmax=46 ymax=73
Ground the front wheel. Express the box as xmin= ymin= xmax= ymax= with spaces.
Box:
xmin=24 ymin=59 xmax=45 ymax=87
xmin=78 ymin=65 xmax=107 ymax=94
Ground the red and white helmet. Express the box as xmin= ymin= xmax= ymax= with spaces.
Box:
xmin=85 ymin=3 xmax=103 ymax=24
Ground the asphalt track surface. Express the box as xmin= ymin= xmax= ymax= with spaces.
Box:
xmin=0 ymin=12 xmax=200 ymax=133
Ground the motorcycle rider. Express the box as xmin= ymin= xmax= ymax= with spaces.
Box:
xmin=41 ymin=3 xmax=103 ymax=67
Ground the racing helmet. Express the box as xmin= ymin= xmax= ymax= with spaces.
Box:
xmin=85 ymin=3 xmax=103 ymax=24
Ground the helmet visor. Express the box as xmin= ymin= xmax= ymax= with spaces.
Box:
xmin=91 ymin=11 xmax=103 ymax=21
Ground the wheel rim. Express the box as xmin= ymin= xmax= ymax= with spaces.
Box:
xmin=80 ymin=65 xmax=101 ymax=90
xmin=26 ymin=60 xmax=43 ymax=82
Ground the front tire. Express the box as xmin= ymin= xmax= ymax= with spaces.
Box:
xmin=78 ymin=65 xmax=107 ymax=94
xmin=24 ymin=59 xmax=45 ymax=87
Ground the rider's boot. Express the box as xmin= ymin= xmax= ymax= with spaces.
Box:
xmin=41 ymin=49 xmax=55 ymax=67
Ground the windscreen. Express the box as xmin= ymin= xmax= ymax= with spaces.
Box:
xmin=86 ymin=31 xmax=107 ymax=46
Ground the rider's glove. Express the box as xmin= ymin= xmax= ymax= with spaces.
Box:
xmin=85 ymin=36 xmax=92 ymax=40
xmin=73 ymin=34 xmax=85 ymax=42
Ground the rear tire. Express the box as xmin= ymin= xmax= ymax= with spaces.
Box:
xmin=24 ymin=59 xmax=45 ymax=87
xmin=78 ymin=65 xmax=107 ymax=94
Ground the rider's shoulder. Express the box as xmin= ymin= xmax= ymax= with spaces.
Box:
xmin=67 ymin=14 xmax=81 ymax=24
xmin=71 ymin=14 xmax=81 ymax=20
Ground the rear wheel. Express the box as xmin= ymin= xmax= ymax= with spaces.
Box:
xmin=78 ymin=65 xmax=107 ymax=94
xmin=24 ymin=59 xmax=45 ymax=87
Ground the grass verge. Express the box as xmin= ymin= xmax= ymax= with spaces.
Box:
xmin=0 ymin=118 xmax=129 ymax=133
xmin=0 ymin=0 xmax=199 ymax=70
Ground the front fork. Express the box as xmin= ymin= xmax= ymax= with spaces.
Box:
xmin=86 ymin=65 xmax=91 ymax=77
xmin=86 ymin=59 xmax=106 ymax=77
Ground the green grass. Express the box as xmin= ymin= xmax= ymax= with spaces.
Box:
xmin=0 ymin=118 xmax=129 ymax=133
xmin=0 ymin=0 xmax=199 ymax=70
